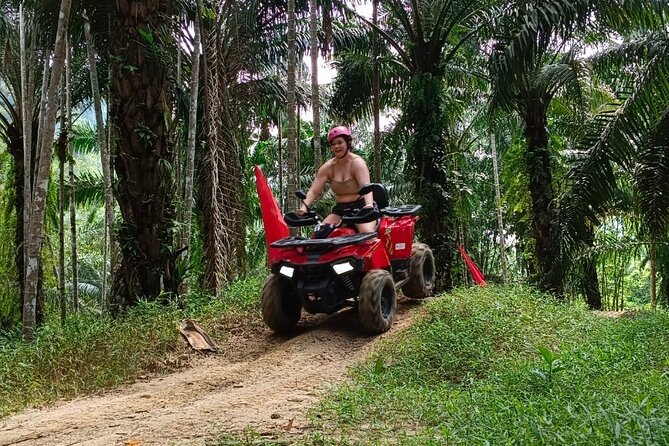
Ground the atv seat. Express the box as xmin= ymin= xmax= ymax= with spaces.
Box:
xmin=359 ymin=184 xmax=421 ymax=216
xmin=360 ymin=183 xmax=389 ymax=210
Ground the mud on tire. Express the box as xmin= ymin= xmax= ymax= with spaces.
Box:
xmin=401 ymin=243 xmax=435 ymax=298
xmin=358 ymin=269 xmax=397 ymax=333
xmin=261 ymin=274 xmax=302 ymax=334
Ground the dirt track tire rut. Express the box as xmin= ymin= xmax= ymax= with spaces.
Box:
xmin=0 ymin=302 xmax=422 ymax=446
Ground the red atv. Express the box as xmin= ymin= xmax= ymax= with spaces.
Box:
xmin=261 ymin=183 xmax=435 ymax=334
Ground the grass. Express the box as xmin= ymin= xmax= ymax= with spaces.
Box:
xmin=0 ymin=274 xmax=265 ymax=418
xmin=5 ymin=281 xmax=669 ymax=445
xmin=305 ymin=285 xmax=669 ymax=445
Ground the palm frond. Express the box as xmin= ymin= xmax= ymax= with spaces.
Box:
xmin=555 ymin=37 xmax=669 ymax=262
xmin=590 ymin=33 xmax=669 ymax=67
xmin=329 ymin=51 xmax=407 ymax=122
xmin=634 ymin=108 xmax=669 ymax=235
xmin=491 ymin=0 xmax=668 ymax=112
xmin=71 ymin=121 xmax=99 ymax=154
xmin=580 ymin=231 xmax=650 ymax=260
xmin=72 ymin=170 xmax=104 ymax=206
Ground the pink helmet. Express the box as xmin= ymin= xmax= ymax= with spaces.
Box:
xmin=327 ymin=125 xmax=351 ymax=143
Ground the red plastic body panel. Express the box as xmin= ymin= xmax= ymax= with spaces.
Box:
xmin=269 ymin=214 xmax=418 ymax=271
xmin=378 ymin=215 xmax=417 ymax=261
xmin=270 ymin=238 xmax=390 ymax=270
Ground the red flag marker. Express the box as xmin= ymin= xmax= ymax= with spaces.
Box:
xmin=254 ymin=165 xmax=289 ymax=248
xmin=458 ymin=244 xmax=487 ymax=286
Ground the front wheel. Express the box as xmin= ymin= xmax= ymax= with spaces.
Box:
xmin=358 ymin=270 xmax=397 ymax=333
xmin=261 ymin=274 xmax=302 ymax=334
xmin=401 ymin=243 xmax=435 ymax=298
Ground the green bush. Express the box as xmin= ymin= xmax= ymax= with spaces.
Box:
xmin=0 ymin=274 xmax=264 ymax=417
xmin=312 ymin=285 xmax=669 ymax=445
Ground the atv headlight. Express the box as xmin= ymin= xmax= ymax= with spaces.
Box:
xmin=332 ymin=261 xmax=354 ymax=275
xmin=279 ymin=265 xmax=294 ymax=278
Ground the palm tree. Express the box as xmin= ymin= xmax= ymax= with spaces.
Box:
xmin=65 ymin=41 xmax=78 ymax=312
xmin=23 ymin=0 xmax=73 ymax=339
xmin=491 ymin=45 xmax=590 ymax=294
xmin=109 ymin=0 xmax=179 ymax=310
xmin=489 ymin=0 xmax=668 ymax=295
xmin=83 ymin=13 xmax=114 ymax=305
xmin=286 ymin=0 xmax=298 ymax=210
xmin=331 ymin=0 xmax=501 ymax=290
xmin=0 ymin=2 xmax=44 ymax=328
xmin=555 ymin=31 xmax=669 ymax=307
xmin=180 ymin=0 xmax=202 ymax=294
xmin=196 ymin=0 xmax=301 ymax=293
xmin=371 ymin=0 xmax=381 ymax=183
xmin=309 ymin=0 xmax=322 ymax=169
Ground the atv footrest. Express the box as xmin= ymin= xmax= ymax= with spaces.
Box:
xmin=271 ymin=232 xmax=376 ymax=249
xmin=381 ymin=204 xmax=422 ymax=217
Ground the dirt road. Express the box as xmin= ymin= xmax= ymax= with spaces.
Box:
xmin=0 ymin=301 xmax=422 ymax=446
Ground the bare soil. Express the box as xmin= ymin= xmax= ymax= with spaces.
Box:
xmin=0 ymin=300 xmax=423 ymax=446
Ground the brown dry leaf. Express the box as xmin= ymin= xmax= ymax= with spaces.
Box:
xmin=178 ymin=319 xmax=218 ymax=352
xmin=125 ymin=440 xmax=141 ymax=446
xmin=284 ymin=418 xmax=294 ymax=431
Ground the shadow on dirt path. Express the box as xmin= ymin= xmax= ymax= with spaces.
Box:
xmin=0 ymin=299 xmax=425 ymax=446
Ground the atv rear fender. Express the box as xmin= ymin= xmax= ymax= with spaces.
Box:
xmin=379 ymin=215 xmax=418 ymax=261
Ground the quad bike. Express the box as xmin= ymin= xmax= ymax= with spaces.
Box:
xmin=261 ymin=183 xmax=435 ymax=334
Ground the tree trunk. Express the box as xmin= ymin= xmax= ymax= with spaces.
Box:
xmin=372 ymin=0 xmax=381 ymax=183
xmin=650 ymin=238 xmax=657 ymax=309
xmin=582 ymin=258 xmax=602 ymax=310
xmin=490 ymin=130 xmax=507 ymax=283
xmin=84 ymin=15 xmax=115 ymax=307
xmin=12 ymin=7 xmax=44 ymax=326
xmin=582 ymin=220 xmax=601 ymax=309
xmin=32 ymin=55 xmax=50 ymax=193
xmin=199 ymin=10 xmax=245 ymax=294
xmin=58 ymin=74 xmax=67 ymax=325
xmin=286 ymin=0 xmax=298 ymax=210
xmin=180 ymin=0 xmax=202 ymax=293
xmin=522 ymin=101 xmax=561 ymax=294
xmin=309 ymin=0 xmax=322 ymax=169
xmin=406 ymin=73 xmax=453 ymax=292
xmin=583 ymin=255 xmax=602 ymax=309
xmin=110 ymin=0 xmax=177 ymax=311
xmin=278 ymin=111 xmax=283 ymax=210
xmin=65 ymin=42 xmax=78 ymax=312
xmin=23 ymin=0 xmax=73 ymax=340
xmin=18 ymin=3 xmax=31 ymax=320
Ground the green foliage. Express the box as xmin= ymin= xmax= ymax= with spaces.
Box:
xmin=0 ymin=148 xmax=19 ymax=330
xmin=311 ymin=286 xmax=669 ymax=445
xmin=531 ymin=345 xmax=567 ymax=385
xmin=0 ymin=274 xmax=264 ymax=417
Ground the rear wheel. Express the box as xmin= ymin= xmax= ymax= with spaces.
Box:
xmin=261 ymin=274 xmax=302 ymax=333
xmin=358 ymin=270 xmax=396 ymax=333
xmin=401 ymin=243 xmax=435 ymax=298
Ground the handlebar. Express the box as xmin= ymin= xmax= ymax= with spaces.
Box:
xmin=283 ymin=211 xmax=319 ymax=227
